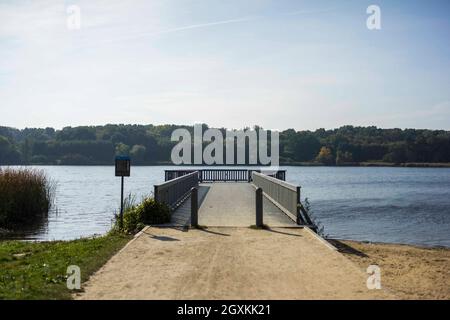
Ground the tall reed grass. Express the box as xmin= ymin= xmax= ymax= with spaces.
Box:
xmin=0 ymin=168 xmax=55 ymax=229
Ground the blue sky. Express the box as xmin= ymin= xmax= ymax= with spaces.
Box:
xmin=0 ymin=0 xmax=449 ymax=130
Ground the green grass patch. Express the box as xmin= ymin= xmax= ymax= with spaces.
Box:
xmin=0 ymin=232 xmax=131 ymax=300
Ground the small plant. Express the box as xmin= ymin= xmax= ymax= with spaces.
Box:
xmin=116 ymin=194 xmax=170 ymax=234
xmin=0 ymin=168 xmax=55 ymax=229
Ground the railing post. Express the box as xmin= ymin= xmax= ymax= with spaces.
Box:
xmin=296 ymin=186 xmax=302 ymax=225
xmin=191 ymin=187 xmax=198 ymax=227
xmin=154 ymin=185 xmax=159 ymax=202
xmin=256 ymin=187 xmax=263 ymax=227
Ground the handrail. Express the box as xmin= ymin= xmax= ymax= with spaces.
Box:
xmin=164 ymin=169 xmax=286 ymax=182
xmin=252 ymin=172 xmax=299 ymax=222
xmin=154 ymin=171 xmax=199 ymax=210
xmin=201 ymin=169 xmax=248 ymax=182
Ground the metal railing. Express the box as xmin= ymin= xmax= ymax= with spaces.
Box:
xmin=165 ymin=169 xmax=286 ymax=182
xmin=249 ymin=169 xmax=286 ymax=181
xmin=252 ymin=171 xmax=314 ymax=228
xmin=165 ymin=170 xmax=198 ymax=181
xmin=252 ymin=172 xmax=299 ymax=222
xmin=201 ymin=169 xmax=248 ymax=182
xmin=154 ymin=171 xmax=199 ymax=210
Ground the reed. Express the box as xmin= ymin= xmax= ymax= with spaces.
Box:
xmin=0 ymin=167 xmax=55 ymax=229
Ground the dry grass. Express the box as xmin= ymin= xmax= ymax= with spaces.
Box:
xmin=0 ymin=167 xmax=55 ymax=229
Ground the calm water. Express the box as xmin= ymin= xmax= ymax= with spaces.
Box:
xmin=3 ymin=166 xmax=450 ymax=247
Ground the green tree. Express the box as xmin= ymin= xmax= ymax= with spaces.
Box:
xmin=115 ymin=143 xmax=130 ymax=156
xmin=336 ymin=150 xmax=353 ymax=165
xmin=130 ymin=145 xmax=146 ymax=164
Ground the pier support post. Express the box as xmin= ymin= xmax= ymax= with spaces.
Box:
xmin=191 ymin=187 xmax=198 ymax=227
xmin=256 ymin=187 xmax=263 ymax=228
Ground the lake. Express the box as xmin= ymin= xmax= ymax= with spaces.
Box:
xmin=3 ymin=166 xmax=450 ymax=247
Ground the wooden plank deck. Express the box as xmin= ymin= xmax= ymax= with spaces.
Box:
xmin=167 ymin=182 xmax=297 ymax=227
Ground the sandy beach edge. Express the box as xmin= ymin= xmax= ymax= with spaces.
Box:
xmin=327 ymin=238 xmax=450 ymax=300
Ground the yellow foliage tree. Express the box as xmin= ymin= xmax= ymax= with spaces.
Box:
xmin=315 ymin=146 xmax=334 ymax=165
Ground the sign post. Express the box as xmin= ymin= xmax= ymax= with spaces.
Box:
xmin=115 ymin=156 xmax=131 ymax=229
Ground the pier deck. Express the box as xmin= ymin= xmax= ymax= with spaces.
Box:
xmin=169 ymin=183 xmax=297 ymax=227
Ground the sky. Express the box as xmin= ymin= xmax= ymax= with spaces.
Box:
xmin=0 ymin=0 xmax=449 ymax=131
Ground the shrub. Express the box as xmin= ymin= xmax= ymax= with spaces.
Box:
xmin=138 ymin=198 xmax=170 ymax=225
xmin=119 ymin=196 xmax=170 ymax=234
xmin=0 ymin=168 xmax=55 ymax=229
xmin=122 ymin=206 xmax=145 ymax=234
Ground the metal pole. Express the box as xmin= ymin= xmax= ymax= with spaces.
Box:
xmin=191 ymin=187 xmax=198 ymax=227
xmin=296 ymin=186 xmax=302 ymax=225
xmin=256 ymin=187 xmax=263 ymax=227
xmin=120 ymin=176 xmax=124 ymax=229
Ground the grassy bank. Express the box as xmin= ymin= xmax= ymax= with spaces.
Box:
xmin=0 ymin=232 xmax=131 ymax=299
xmin=330 ymin=239 xmax=450 ymax=299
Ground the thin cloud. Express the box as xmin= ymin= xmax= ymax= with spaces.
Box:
xmin=284 ymin=7 xmax=338 ymax=16
xmin=101 ymin=16 xmax=261 ymax=44
xmin=97 ymin=7 xmax=339 ymax=46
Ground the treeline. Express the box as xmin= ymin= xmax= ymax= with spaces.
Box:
xmin=1 ymin=124 xmax=450 ymax=165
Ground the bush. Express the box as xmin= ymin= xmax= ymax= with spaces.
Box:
xmin=0 ymin=168 xmax=55 ymax=229
xmin=119 ymin=196 xmax=170 ymax=234
xmin=122 ymin=207 xmax=145 ymax=234
xmin=138 ymin=198 xmax=171 ymax=225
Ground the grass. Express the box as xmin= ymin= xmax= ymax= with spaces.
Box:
xmin=0 ymin=232 xmax=131 ymax=300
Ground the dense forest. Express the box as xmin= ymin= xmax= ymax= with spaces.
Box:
xmin=1 ymin=124 xmax=450 ymax=166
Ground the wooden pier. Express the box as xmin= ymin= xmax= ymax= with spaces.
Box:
xmin=154 ymin=169 xmax=314 ymax=229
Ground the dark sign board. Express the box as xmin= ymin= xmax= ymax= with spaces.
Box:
xmin=115 ymin=156 xmax=131 ymax=177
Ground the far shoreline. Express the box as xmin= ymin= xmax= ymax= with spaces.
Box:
xmin=3 ymin=162 xmax=450 ymax=168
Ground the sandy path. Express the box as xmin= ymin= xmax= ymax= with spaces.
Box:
xmin=76 ymin=227 xmax=392 ymax=300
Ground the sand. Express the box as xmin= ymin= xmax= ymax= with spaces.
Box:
xmin=331 ymin=240 xmax=450 ymax=300
xmin=75 ymin=227 xmax=392 ymax=300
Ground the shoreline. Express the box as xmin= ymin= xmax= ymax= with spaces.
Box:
xmin=2 ymin=228 xmax=450 ymax=250
xmin=3 ymin=162 xmax=450 ymax=168
xmin=328 ymin=238 xmax=450 ymax=250
xmin=2 ymin=227 xmax=449 ymax=250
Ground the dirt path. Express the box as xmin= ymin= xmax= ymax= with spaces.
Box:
xmin=75 ymin=227 xmax=393 ymax=300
